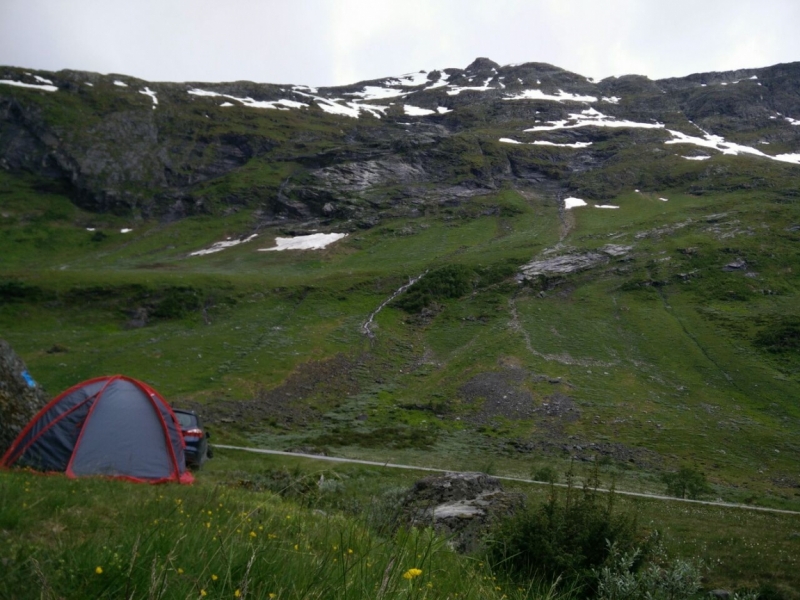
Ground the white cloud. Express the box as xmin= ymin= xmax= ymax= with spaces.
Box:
xmin=1 ymin=0 xmax=799 ymax=85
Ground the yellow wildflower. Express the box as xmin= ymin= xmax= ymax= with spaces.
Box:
xmin=249 ymin=531 xmax=257 ymax=538
xmin=178 ymin=568 xmax=184 ymax=574
xmin=95 ymin=566 xmax=103 ymax=575
xmin=234 ymin=591 xmax=241 ymax=598
xmin=269 ymin=594 xmax=277 ymax=599
xmin=403 ymin=568 xmax=422 ymax=580
xmin=212 ymin=574 xmax=219 ymax=581
xmin=200 ymin=591 xmax=207 ymax=597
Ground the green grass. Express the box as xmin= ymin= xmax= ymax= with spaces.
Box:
xmin=0 ymin=454 xmax=576 ymax=600
xmin=2 ymin=155 xmax=800 ymax=596
xmin=3 ymin=448 xmax=800 ymax=599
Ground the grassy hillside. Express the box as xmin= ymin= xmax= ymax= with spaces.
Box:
xmin=1 ymin=121 xmax=800 ymax=599
xmin=2 ymin=165 xmax=798 ymax=507
xmin=2 ymin=448 xmax=799 ymax=599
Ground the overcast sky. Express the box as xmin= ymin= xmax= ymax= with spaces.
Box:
xmin=1 ymin=0 xmax=798 ymax=86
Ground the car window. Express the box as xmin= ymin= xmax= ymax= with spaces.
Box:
xmin=174 ymin=412 xmax=197 ymax=428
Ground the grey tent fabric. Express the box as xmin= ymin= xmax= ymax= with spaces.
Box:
xmin=1 ymin=376 xmax=193 ymax=484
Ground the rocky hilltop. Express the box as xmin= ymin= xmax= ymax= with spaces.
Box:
xmin=1 ymin=58 xmax=799 ymax=225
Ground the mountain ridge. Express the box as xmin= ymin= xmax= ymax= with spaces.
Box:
xmin=2 ymin=57 xmax=799 ymax=222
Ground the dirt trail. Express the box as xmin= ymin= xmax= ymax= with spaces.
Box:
xmin=214 ymin=444 xmax=800 ymax=516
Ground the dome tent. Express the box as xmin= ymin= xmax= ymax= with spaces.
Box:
xmin=1 ymin=375 xmax=193 ymax=484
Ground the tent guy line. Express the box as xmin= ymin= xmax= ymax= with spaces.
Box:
xmin=214 ymin=444 xmax=800 ymax=517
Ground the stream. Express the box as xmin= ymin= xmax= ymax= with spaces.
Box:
xmin=361 ymin=271 xmax=427 ymax=338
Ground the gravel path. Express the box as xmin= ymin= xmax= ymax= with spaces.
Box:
xmin=214 ymin=444 xmax=800 ymax=516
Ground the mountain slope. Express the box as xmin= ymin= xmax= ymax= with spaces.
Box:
xmin=0 ymin=59 xmax=798 ymax=509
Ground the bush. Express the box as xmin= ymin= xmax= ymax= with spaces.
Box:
xmin=595 ymin=534 xmax=703 ymax=600
xmin=394 ymin=265 xmax=474 ymax=313
xmin=0 ymin=280 xmax=44 ymax=303
xmin=150 ymin=286 xmax=203 ymax=319
xmin=661 ymin=467 xmax=712 ymax=500
xmin=754 ymin=318 xmax=800 ymax=353
xmin=487 ymin=466 xmax=642 ymax=593
xmin=531 ymin=465 xmax=559 ymax=484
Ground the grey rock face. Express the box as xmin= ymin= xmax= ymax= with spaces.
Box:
xmin=311 ymin=159 xmax=426 ymax=192
xmin=520 ymin=252 xmax=608 ymax=278
xmin=401 ymin=472 xmax=524 ymax=553
xmin=2 ymin=57 xmax=800 ymax=220
xmin=723 ymin=258 xmax=747 ymax=271
xmin=0 ymin=339 xmax=48 ymax=454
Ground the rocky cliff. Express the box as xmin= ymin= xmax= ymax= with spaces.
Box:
xmin=1 ymin=58 xmax=799 ymax=226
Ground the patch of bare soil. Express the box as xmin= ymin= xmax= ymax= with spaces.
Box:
xmin=503 ymin=437 xmax=662 ymax=469
xmin=459 ymin=368 xmax=536 ymax=423
xmin=459 ymin=368 xmax=579 ymax=429
xmin=195 ymin=354 xmax=361 ymax=427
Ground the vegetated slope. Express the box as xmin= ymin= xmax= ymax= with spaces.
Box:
xmin=0 ymin=58 xmax=798 ymax=509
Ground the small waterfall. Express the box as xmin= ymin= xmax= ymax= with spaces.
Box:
xmin=361 ymin=271 xmax=427 ymax=338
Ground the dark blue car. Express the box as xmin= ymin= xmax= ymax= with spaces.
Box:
xmin=173 ymin=409 xmax=212 ymax=469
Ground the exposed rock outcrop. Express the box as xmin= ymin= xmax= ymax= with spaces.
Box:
xmin=401 ymin=472 xmax=524 ymax=553
xmin=0 ymin=339 xmax=48 ymax=454
xmin=518 ymin=244 xmax=633 ymax=280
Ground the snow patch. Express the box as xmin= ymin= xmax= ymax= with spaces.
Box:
xmin=188 ymin=88 xmax=309 ymax=111
xmin=113 ymin=80 xmax=128 ymax=87
xmin=504 ymin=89 xmax=597 ymax=103
xmin=345 ymin=86 xmax=407 ymax=100
xmin=139 ymin=86 xmax=158 ymax=108
xmin=446 ymin=80 xmax=495 ymax=95
xmin=293 ymin=84 xmax=319 ymax=94
xmin=499 ymin=138 xmax=592 ymax=148
xmin=601 ymin=96 xmax=621 ymax=104
xmin=437 ymin=106 xmax=451 ymax=114
xmin=259 ymin=233 xmax=347 ymax=252
xmin=0 ymin=79 xmax=57 ymax=92
xmin=425 ymin=75 xmax=450 ymax=90
xmin=85 ymin=82 xmax=94 ymax=87
xmin=564 ymin=197 xmax=587 ymax=209
xmin=682 ymin=155 xmax=711 ymax=161
xmin=220 ymin=102 xmax=234 ymax=107
xmin=595 ymin=205 xmax=619 ymax=209
xmin=786 ymin=116 xmax=800 ymax=126
xmin=86 ymin=227 xmax=95 ymax=231
xmin=524 ymin=108 xmax=663 ymax=132
xmin=666 ymin=130 xmax=800 ymax=165
xmin=190 ymin=234 xmax=258 ymax=256
xmin=659 ymin=197 xmax=669 ymax=202
xmin=404 ymin=104 xmax=435 ymax=116
xmin=389 ymin=71 xmax=430 ymax=87
xmin=120 ymin=228 xmax=133 ymax=234
xmin=531 ymin=140 xmax=592 ymax=148
xmin=33 ymin=75 xmax=53 ymax=85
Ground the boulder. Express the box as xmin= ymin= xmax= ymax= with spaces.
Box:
xmin=723 ymin=258 xmax=747 ymax=271
xmin=0 ymin=339 xmax=48 ymax=454
xmin=401 ymin=472 xmax=524 ymax=553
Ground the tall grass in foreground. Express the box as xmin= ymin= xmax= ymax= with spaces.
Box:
xmin=0 ymin=470 xmax=572 ymax=600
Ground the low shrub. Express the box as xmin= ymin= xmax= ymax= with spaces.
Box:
xmin=754 ymin=317 xmax=800 ymax=354
xmin=487 ymin=466 xmax=642 ymax=594
xmin=394 ymin=264 xmax=475 ymax=313
xmin=661 ymin=466 xmax=712 ymax=500
xmin=595 ymin=534 xmax=703 ymax=600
